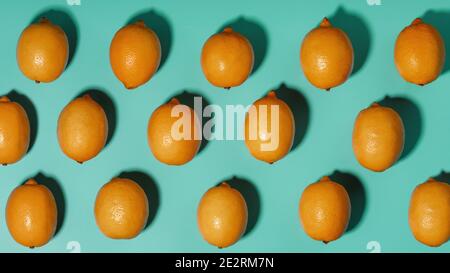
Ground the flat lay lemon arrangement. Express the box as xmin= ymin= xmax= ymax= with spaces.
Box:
xmin=0 ymin=2 xmax=449 ymax=252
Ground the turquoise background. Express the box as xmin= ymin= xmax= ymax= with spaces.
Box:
xmin=0 ymin=0 xmax=449 ymax=253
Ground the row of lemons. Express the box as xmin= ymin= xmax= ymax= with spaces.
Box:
xmin=0 ymin=15 xmax=448 ymax=250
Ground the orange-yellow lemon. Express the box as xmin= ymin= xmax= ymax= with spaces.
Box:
xmin=147 ymin=98 xmax=201 ymax=165
xmin=95 ymin=178 xmax=149 ymax=239
xmin=0 ymin=96 xmax=30 ymax=165
xmin=409 ymin=178 xmax=449 ymax=247
xmin=17 ymin=18 xmax=69 ymax=83
xmin=395 ymin=18 xmax=445 ymax=85
xmin=244 ymin=91 xmax=295 ymax=163
xmin=300 ymin=17 xmax=354 ymax=90
xmin=352 ymin=103 xmax=404 ymax=172
xmin=110 ymin=21 xmax=161 ymax=89
xmin=201 ymin=27 xmax=254 ymax=89
xmin=197 ymin=182 xmax=248 ymax=248
xmin=57 ymin=94 xmax=108 ymax=163
xmin=6 ymin=179 xmax=57 ymax=248
xmin=299 ymin=176 xmax=351 ymax=243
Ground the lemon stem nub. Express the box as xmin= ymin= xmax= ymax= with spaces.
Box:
xmin=320 ymin=176 xmax=330 ymax=182
xmin=83 ymin=94 xmax=92 ymax=100
xmin=39 ymin=17 xmax=49 ymax=24
xmin=170 ymin=98 xmax=180 ymax=105
xmin=135 ymin=20 xmax=146 ymax=26
xmin=320 ymin=17 xmax=331 ymax=27
xmin=411 ymin=18 xmax=423 ymax=25
xmin=0 ymin=96 xmax=10 ymax=102
xmin=25 ymin=179 xmax=37 ymax=185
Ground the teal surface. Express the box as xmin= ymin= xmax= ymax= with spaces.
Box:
xmin=0 ymin=0 xmax=449 ymax=253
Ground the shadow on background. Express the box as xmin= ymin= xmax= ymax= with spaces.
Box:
xmin=379 ymin=96 xmax=422 ymax=161
xmin=329 ymin=171 xmax=366 ymax=232
xmin=78 ymin=89 xmax=117 ymax=147
xmin=330 ymin=7 xmax=371 ymax=76
xmin=119 ymin=170 xmax=160 ymax=230
xmin=226 ymin=176 xmax=261 ymax=237
xmin=127 ymin=9 xmax=173 ymax=71
xmin=219 ymin=17 xmax=268 ymax=74
xmin=275 ymin=83 xmax=310 ymax=152
xmin=423 ymin=10 xmax=450 ymax=74
xmin=8 ymin=90 xmax=38 ymax=153
xmin=35 ymin=173 xmax=66 ymax=237
xmin=32 ymin=9 xmax=78 ymax=69
xmin=433 ymin=171 xmax=450 ymax=184
xmin=174 ymin=91 xmax=211 ymax=154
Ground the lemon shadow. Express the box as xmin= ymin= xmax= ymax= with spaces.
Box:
xmin=329 ymin=6 xmax=371 ymax=76
xmin=224 ymin=176 xmax=261 ymax=237
xmin=7 ymin=90 xmax=38 ymax=154
xmin=118 ymin=170 xmax=160 ymax=231
xmin=77 ymin=89 xmax=117 ymax=148
xmin=173 ymin=90 xmax=212 ymax=155
xmin=423 ymin=10 xmax=450 ymax=74
xmin=275 ymin=83 xmax=310 ymax=152
xmin=379 ymin=96 xmax=422 ymax=161
xmin=32 ymin=8 xmax=78 ymax=69
xmin=127 ymin=9 xmax=173 ymax=72
xmin=34 ymin=172 xmax=66 ymax=237
xmin=218 ymin=17 xmax=268 ymax=75
xmin=329 ymin=171 xmax=366 ymax=233
xmin=433 ymin=171 xmax=450 ymax=184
